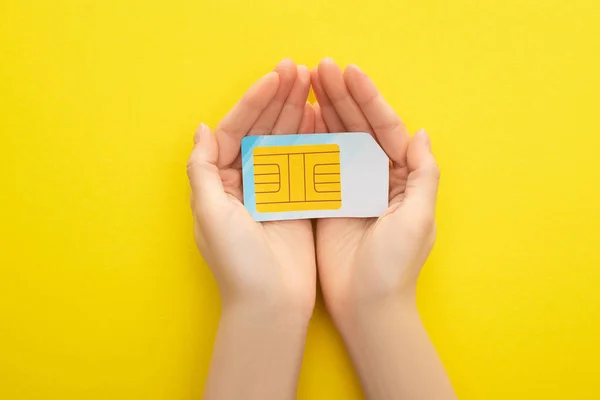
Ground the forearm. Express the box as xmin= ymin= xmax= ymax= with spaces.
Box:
xmin=204 ymin=303 xmax=309 ymax=400
xmin=337 ymin=296 xmax=456 ymax=400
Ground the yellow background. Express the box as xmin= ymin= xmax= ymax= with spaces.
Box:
xmin=1 ymin=0 xmax=599 ymax=398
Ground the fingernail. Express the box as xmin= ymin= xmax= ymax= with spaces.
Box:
xmin=417 ymin=128 xmax=431 ymax=149
xmin=348 ymin=63 xmax=362 ymax=73
xmin=276 ymin=58 xmax=295 ymax=69
xmin=263 ymin=70 xmax=277 ymax=79
xmin=194 ymin=123 xmax=208 ymax=144
xmin=297 ymin=65 xmax=310 ymax=77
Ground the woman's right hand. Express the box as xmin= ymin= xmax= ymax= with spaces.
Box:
xmin=188 ymin=59 xmax=317 ymax=400
xmin=187 ymin=59 xmax=316 ymax=319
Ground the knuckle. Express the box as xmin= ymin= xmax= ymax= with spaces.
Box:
xmin=374 ymin=117 xmax=403 ymax=133
xmin=329 ymin=89 xmax=352 ymax=104
xmin=346 ymin=122 xmax=371 ymax=132
xmin=216 ymin=123 xmax=235 ymax=141
xmin=186 ymin=161 xmax=195 ymax=179
xmin=418 ymin=161 xmax=440 ymax=181
xmin=186 ymin=158 xmax=197 ymax=180
xmin=357 ymin=91 xmax=380 ymax=108
xmin=419 ymin=213 xmax=436 ymax=232
xmin=429 ymin=163 xmax=441 ymax=180
xmin=405 ymin=209 xmax=436 ymax=239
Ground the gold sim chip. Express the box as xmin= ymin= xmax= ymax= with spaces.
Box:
xmin=253 ymin=144 xmax=341 ymax=213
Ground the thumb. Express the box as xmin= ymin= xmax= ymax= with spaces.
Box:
xmin=187 ymin=123 xmax=228 ymax=216
xmin=404 ymin=128 xmax=440 ymax=214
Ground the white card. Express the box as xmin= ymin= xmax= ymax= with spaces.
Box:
xmin=241 ymin=132 xmax=389 ymax=221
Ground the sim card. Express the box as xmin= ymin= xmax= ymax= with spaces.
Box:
xmin=241 ymin=133 xmax=389 ymax=221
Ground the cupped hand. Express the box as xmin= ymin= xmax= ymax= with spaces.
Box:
xmin=311 ymin=58 xmax=441 ymax=322
xmin=187 ymin=59 xmax=316 ymax=320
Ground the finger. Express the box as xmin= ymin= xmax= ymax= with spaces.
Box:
xmin=318 ymin=58 xmax=372 ymax=133
xmin=215 ymin=71 xmax=280 ymax=168
xmin=249 ymin=58 xmax=298 ymax=135
xmin=404 ymin=129 xmax=440 ymax=213
xmin=187 ymin=123 xmax=228 ymax=214
xmin=298 ymin=102 xmax=315 ymax=134
xmin=272 ymin=65 xmax=311 ymax=134
xmin=344 ymin=64 xmax=410 ymax=167
xmin=313 ymin=102 xmax=328 ymax=133
xmin=310 ymin=66 xmax=344 ymax=132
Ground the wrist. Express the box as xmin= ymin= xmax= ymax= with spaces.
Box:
xmin=330 ymin=291 xmax=419 ymax=342
xmin=221 ymin=296 xmax=312 ymax=334
xmin=206 ymin=290 xmax=312 ymax=400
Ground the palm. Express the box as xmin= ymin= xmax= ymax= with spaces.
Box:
xmin=317 ymin=163 xmax=410 ymax=302
xmin=204 ymin=60 xmax=316 ymax=310
xmin=219 ymin=165 xmax=315 ymax=305
xmin=310 ymin=58 xmax=437 ymax=310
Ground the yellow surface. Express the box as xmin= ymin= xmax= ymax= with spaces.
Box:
xmin=254 ymin=144 xmax=341 ymax=212
xmin=1 ymin=0 xmax=599 ymax=398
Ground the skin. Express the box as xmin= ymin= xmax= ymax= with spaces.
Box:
xmin=312 ymin=58 xmax=456 ymax=400
xmin=187 ymin=59 xmax=315 ymax=400
xmin=187 ymin=58 xmax=456 ymax=399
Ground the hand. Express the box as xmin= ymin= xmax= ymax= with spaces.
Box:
xmin=312 ymin=58 xmax=440 ymax=319
xmin=187 ymin=59 xmax=316 ymax=319
xmin=311 ymin=58 xmax=455 ymax=399
xmin=188 ymin=59 xmax=317 ymax=400
xmin=312 ymin=56 xmax=440 ymax=318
